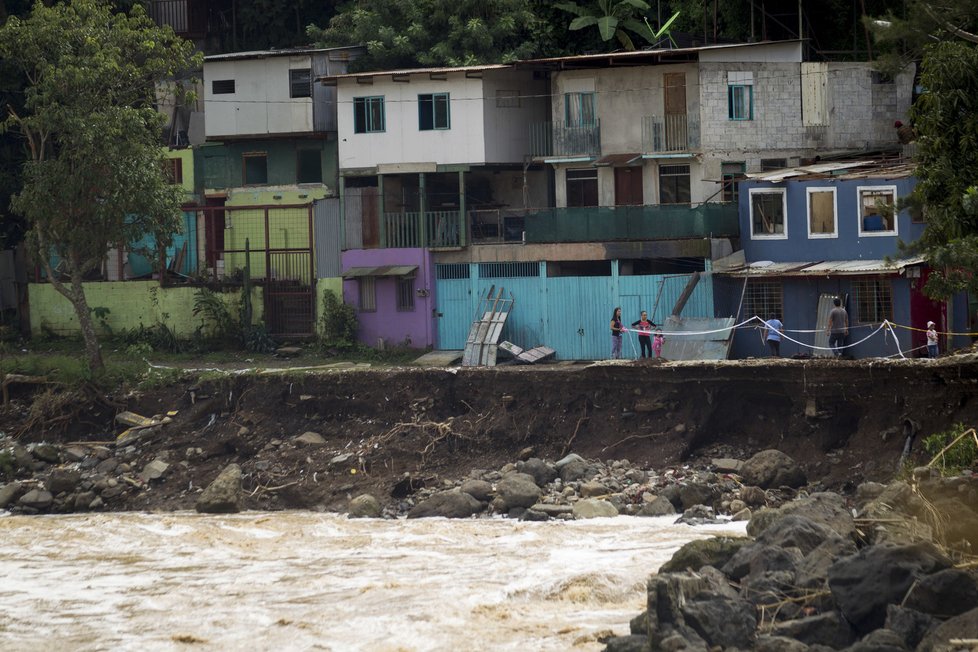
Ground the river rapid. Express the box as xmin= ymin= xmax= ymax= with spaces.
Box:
xmin=0 ymin=512 xmax=745 ymax=652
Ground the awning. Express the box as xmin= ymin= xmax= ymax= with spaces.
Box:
xmin=593 ymin=153 xmax=642 ymax=167
xmin=342 ymin=265 xmax=418 ymax=279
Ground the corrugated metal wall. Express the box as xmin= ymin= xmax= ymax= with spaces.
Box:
xmin=435 ymin=263 xmax=716 ymax=360
xmin=313 ymin=198 xmax=342 ymax=278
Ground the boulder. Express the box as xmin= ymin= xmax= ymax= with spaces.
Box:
xmin=46 ymin=469 xmax=82 ymax=495
xmin=678 ymin=483 xmax=720 ymax=511
xmin=657 ymin=484 xmax=683 ymax=510
xmin=754 ymin=635 xmax=811 ymax=652
xmin=711 ymin=458 xmax=745 ymax=474
xmin=741 ymin=449 xmax=807 ymax=489
xmin=18 ymin=488 xmax=53 ymax=510
xmin=681 ymin=595 xmax=757 ymax=649
xmin=519 ymin=509 xmax=550 ymax=522
xmin=902 ymin=568 xmax=978 ymax=618
xmin=769 ymin=611 xmax=856 ymax=649
xmin=723 ymin=543 xmax=796 ymax=582
xmin=195 ymin=464 xmax=242 ymax=514
xmin=73 ymin=491 xmax=96 ymax=511
xmin=558 ymin=459 xmax=588 ymax=483
xmin=408 ymin=491 xmax=483 ymax=519
xmin=30 ymin=443 xmax=61 ymax=464
xmin=494 ymin=473 xmax=542 ymax=511
xmin=674 ymin=504 xmax=722 ymax=525
xmin=554 ymin=453 xmax=585 ymax=468
xmin=749 ymin=493 xmax=856 ymax=541
xmin=884 ymin=605 xmax=938 ymax=650
xmin=646 ymin=567 xmax=738 ymax=649
xmin=602 ymin=635 xmax=649 ymax=652
xmin=757 ymin=514 xmax=839 ymax=555
xmin=637 ymin=496 xmax=676 ymax=517
xmin=138 ymin=459 xmax=169 ymax=483
xmin=348 ymin=494 xmax=382 ymax=518
xmin=796 ymin=535 xmax=858 ymax=589
xmin=580 ymin=480 xmax=610 ymax=498
xmin=915 ymin=605 xmax=978 ymax=652
xmin=518 ymin=458 xmax=557 ymax=486
xmin=573 ymin=498 xmax=618 ymax=519
xmin=845 ymin=628 xmax=910 ymax=652
xmin=459 ymin=479 xmax=492 ymax=502
xmin=295 ymin=431 xmax=326 ymax=447
xmin=740 ymin=485 xmax=768 ymax=507
xmin=0 ymin=481 xmax=23 ymax=508
xmin=95 ymin=458 xmax=119 ymax=474
xmin=732 ymin=508 xmax=752 ymax=521
xmin=827 ymin=542 xmax=952 ymax=634
xmin=529 ymin=503 xmax=574 ymax=516
xmin=659 ymin=537 xmax=752 ymax=574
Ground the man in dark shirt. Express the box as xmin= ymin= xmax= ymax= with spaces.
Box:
xmin=827 ymin=298 xmax=849 ymax=358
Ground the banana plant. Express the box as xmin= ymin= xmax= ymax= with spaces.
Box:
xmin=556 ymin=0 xmax=656 ymax=50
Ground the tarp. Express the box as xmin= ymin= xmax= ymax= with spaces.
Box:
xmin=342 ymin=265 xmax=418 ymax=278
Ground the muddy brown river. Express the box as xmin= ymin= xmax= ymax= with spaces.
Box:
xmin=0 ymin=513 xmax=745 ymax=651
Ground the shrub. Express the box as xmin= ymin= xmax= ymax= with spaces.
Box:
xmin=318 ymin=289 xmax=357 ymax=349
xmin=923 ymin=423 xmax=978 ymax=475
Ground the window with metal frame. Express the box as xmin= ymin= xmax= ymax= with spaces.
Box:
xmin=354 ymin=96 xmax=385 ymax=133
xmin=436 ymin=263 xmax=470 ymax=280
xmin=564 ymin=91 xmax=595 ymax=127
xmin=396 ymin=277 xmax=415 ymax=311
xmin=721 ymin=162 xmax=744 ymax=202
xmin=358 ymin=277 xmax=376 ymax=312
xmin=566 ymin=168 xmax=598 ymax=207
xmin=659 ymin=164 xmax=691 ymax=204
xmin=289 ymin=69 xmax=312 ymax=98
xmin=242 ymin=153 xmax=268 ymax=185
xmin=212 ymin=79 xmax=235 ymax=94
xmin=857 ymin=186 xmax=897 ymax=235
xmin=164 ymin=158 xmax=183 ymax=184
xmin=727 ymin=72 xmax=754 ymax=121
xmin=807 ymin=188 xmax=837 ymax=237
xmin=750 ymin=188 xmax=786 ymax=237
xmin=478 ymin=262 xmax=539 ymax=278
xmin=852 ymin=279 xmax=892 ymax=323
xmin=296 ymin=149 xmax=322 ymax=184
xmin=743 ymin=280 xmax=783 ymax=320
xmin=418 ymin=93 xmax=450 ymax=130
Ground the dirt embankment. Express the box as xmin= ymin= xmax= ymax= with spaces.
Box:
xmin=4 ymin=356 xmax=978 ymax=513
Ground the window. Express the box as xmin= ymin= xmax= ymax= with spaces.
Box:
xmin=564 ymin=91 xmax=595 ymax=127
xmin=418 ymin=93 xmax=450 ymax=130
xmin=354 ymin=96 xmax=385 ymax=133
xmin=852 ymin=279 xmax=892 ymax=323
xmin=743 ymin=280 xmax=783 ymax=320
xmin=358 ymin=277 xmax=376 ymax=312
xmin=496 ymin=89 xmax=520 ymax=108
xmin=727 ymin=72 xmax=754 ymax=120
xmin=760 ymin=158 xmax=786 ymax=171
xmin=721 ymin=162 xmax=744 ymax=202
xmin=565 ymin=168 xmax=598 ymax=207
xmin=658 ymin=165 xmax=691 ymax=204
xmin=296 ymin=149 xmax=322 ymax=184
xmin=749 ymin=188 xmax=787 ymax=238
xmin=212 ymin=79 xmax=235 ymax=95
xmin=289 ymin=69 xmax=312 ymax=98
xmin=396 ymin=277 xmax=415 ymax=311
xmin=807 ymin=187 xmax=837 ymax=238
xmin=242 ymin=153 xmax=267 ymax=185
xmin=164 ymin=158 xmax=183 ymax=184
xmin=857 ymin=185 xmax=898 ymax=236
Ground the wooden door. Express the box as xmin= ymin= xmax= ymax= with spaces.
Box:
xmin=614 ymin=167 xmax=644 ymax=206
xmin=663 ymin=73 xmax=688 ymax=151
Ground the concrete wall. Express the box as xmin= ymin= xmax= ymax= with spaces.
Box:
xmin=341 ymin=248 xmax=435 ymax=348
xmin=204 ymin=56 xmax=314 ymax=137
xmin=29 ymin=281 xmax=262 ymax=338
xmin=481 ymin=71 xmax=549 ymax=163
xmin=739 ymin=176 xmax=921 ymax=262
xmin=196 ymin=139 xmax=338 ymax=194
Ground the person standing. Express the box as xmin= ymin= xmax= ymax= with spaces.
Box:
xmin=610 ymin=307 xmax=624 ymax=359
xmin=827 ymin=297 xmax=849 ymax=358
xmin=652 ymin=327 xmax=665 ymax=359
xmin=763 ymin=313 xmax=783 ymax=357
xmin=631 ymin=310 xmax=655 ymax=358
xmin=926 ymin=321 xmax=939 ymax=358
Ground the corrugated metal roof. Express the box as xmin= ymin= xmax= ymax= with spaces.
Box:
xmin=720 ymin=257 xmax=925 ymax=277
xmin=746 ymin=160 xmax=876 ymax=182
xmin=321 ymin=63 xmax=512 ymax=83
xmin=518 ymin=40 xmax=802 ymax=66
xmin=745 ymin=161 xmax=915 ymax=183
xmin=342 ymin=265 xmax=418 ymax=278
xmin=206 ymin=46 xmax=362 ymax=62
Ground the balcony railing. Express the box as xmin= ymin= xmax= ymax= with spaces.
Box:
xmin=529 ymin=121 xmax=601 ymax=158
xmin=519 ymin=203 xmax=739 ymax=243
xmin=642 ymin=114 xmax=693 ymax=153
xmin=381 ymin=211 xmax=463 ymax=248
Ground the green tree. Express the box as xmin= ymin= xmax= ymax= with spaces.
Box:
xmin=556 ymin=0 xmax=655 ymax=50
xmin=0 ymin=0 xmax=201 ymax=371
xmin=867 ymin=0 xmax=978 ymax=75
xmin=307 ymin=0 xmax=560 ymax=71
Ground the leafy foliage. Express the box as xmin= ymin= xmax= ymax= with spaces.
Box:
xmin=318 ymin=288 xmax=358 ymax=349
xmin=0 ymin=0 xmax=201 ymax=371
xmin=556 ymin=0 xmax=655 ymax=50
xmin=307 ymin=0 xmax=568 ymax=70
xmin=866 ymin=0 xmax=978 ymax=75
xmin=923 ymin=423 xmax=978 ymax=474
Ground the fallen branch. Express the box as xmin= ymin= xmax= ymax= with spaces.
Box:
xmin=601 ymin=432 xmax=658 ymax=453
xmin=560 ymin=404 xmax=589 ymax=458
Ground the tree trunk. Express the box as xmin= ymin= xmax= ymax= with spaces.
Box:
xmin=68 ymin=271 xmax=104 ymax=372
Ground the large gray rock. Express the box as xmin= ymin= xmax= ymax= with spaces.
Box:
xmin=681 ymin=595 xmax=757 ymax=649
xmin=741 ymin=449 xmax=807 ymax=489
xmin=558 ymin=459 xmax=588 ymax=483
xmin=646 ymin=567 xmax=738 ymax=649
xmin=844 ymin=628 xmax=910 ymax=652
xmin=769 ymin=611 xmax=856 ymax=649
xmin=902 ymin=568 xmax=978 ymax=618
xmin=348 ymin=494 xmax=382 ymax=518
xmin=195 ymin=464 xmax=242 ymax=514
xmin=754 ymin=635 xmax=811 ymax=652
xmin=678 ymin=482 xmax=720 ymax=511
xmin=884 ymin=605 xmax=938 ymax=650
xmin=518 ymin=458 xmax=557 ymax=486
xmin=580 ymin=480 xmax=610 ymax=498
xmin=138 ymin=459 xmax=169 ymax=483
xmin=295 ymin=431 xmax=325 ymax=447
xmin=916 ymin=606 xmax=978 ymax=652
xmin=602 ymin=635 xmax=649 ymax=652
xmin=572 ymin=498 xmax=618 ymax=519
xmin=0 ymin=481 xmax=23 ymax=508
xmin=723 ymin=543 xmax=801 ymax=582
xmin=749 ymin=492 xmax=856 ymax=541
xmin=494 ymin=473 xmax=542 ymax=511
xmin=459 ymin=479 xmax=492 ymax=502
xmin=408 ymin=491 xmax=483 ymax=519
xmin=757 ymin=514 xmax=839 ymax=555
xmin=637 ymin=495 xmax=676 ymax=517
xmin=828 ymin=542 xmax=952 ymax=634
xmin=18 ymin=488 xmax=53 ymax=510
xmin=796 ymin=535 xmax=859 ymax=589
xmin=46 ymin=469 xmax=82 ymax=494
xmin=30 ymin=443 xmax=60 ymax=464
xmin=659 ymin=537 xmax=751 ymax=574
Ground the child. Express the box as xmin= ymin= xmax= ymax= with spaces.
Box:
xmin=652 ymin=327 xmax=665 ymax=359
xmin=926 ymin=321 xmax=938 ymax=358
xmin=631 ymin=311 xmax=655 ymax=358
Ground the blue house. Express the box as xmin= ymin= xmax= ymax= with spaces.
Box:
xmin=715 ymin=161 xmax=970 ymax=358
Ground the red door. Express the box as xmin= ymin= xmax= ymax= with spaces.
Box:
xmin=614 ymin=166 xmax=643 ymax=206
xmin=909 ymin=267 xmax=946 ymax=356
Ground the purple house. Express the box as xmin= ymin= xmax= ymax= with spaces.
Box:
xmin=342 ymin=249 xmax=436 ymax=349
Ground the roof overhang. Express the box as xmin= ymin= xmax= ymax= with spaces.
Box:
xmin=593 ymin=153 xmax=642 ymax=167
xmin=717 ymin=256 xmax=926 ymax=277
xmin=342 ymin=265 xmax=418 ymax=279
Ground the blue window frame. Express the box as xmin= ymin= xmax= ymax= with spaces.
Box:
xmin=418 ymin=93 xmax=450 ymax=130
xmin=728 ymin=85 xmax=754 ymax=120
xmin=354 ymin=96 xmax=385 ymax=133
xmin=564 ymin=91 xmax=595 ymax=127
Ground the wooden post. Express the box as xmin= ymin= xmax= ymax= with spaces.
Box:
xmin=419 ymin=172 xmax=428 ymax=248
xmin=458 ymin=170 xmax=466 ymax=247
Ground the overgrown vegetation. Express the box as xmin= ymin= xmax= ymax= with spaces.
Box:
xmin=923 ymin=423 xmax=978 ymax=475
xmin=192 ymin=288 xmax=277 ymax=354
xmin=318 ymin=289 xmax=358 ymax=350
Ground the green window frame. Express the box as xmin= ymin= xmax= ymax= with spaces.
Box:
xmin=354 ymin=96 xmax=385 ymax=134
xmin=418 ymin=93 xmax=450 ymax=131
xmin=728 ymin=85 xmax=754 ymax=120
xmin=564 ymin=91 xmax=595 ymax=127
